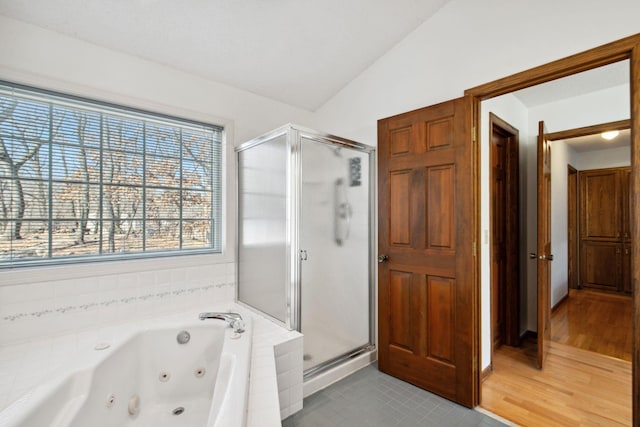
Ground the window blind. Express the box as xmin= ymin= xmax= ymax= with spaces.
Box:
xmin=0 ymin=81 xmax=223 ymax=267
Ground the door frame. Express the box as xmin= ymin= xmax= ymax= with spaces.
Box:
xmin=465 ymin=33 xmax=640 ymax=421
xmin=488 ymin=112 xmax=520 ymax=354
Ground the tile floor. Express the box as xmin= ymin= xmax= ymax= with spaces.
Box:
xmin=283 ymin=365 xmax=506 ymax=427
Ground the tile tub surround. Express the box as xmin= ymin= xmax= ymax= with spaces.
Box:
xmin=0 ymin=261 xmax=236 ymax=345
xmin=0 ymin=305 xmax=304 ymax=427
xmin=248 ymin=313 xmax=304 ymax=426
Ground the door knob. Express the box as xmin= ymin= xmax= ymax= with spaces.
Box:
xmin=378 ymin=254 xmax=389 ymax=263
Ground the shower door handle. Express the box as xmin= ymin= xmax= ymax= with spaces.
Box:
xmin=378 ymin=254 xmax=388 ymax=263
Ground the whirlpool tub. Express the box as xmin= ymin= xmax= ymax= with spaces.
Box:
xmin=0 ymin=315 xmax=252 ymax=427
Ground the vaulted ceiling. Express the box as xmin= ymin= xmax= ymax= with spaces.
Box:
xmin=0 ymin=0 xmax=451 ymax=111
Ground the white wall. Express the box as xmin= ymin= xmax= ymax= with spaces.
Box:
xmin=528 ymin=85 xmax=630 ymax=135
xmin=0 ymin=16 xmax=316 ymax=146
xmin=0 ymin=15 xmax=316 ymax=343
xmin=577 ymin=146 xmax=631 ymax=170
xmin=549 ymin=141 xmax=579 ymax=307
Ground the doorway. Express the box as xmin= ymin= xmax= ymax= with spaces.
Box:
xmin=547 ymin=122 xmax=632 ymax=362
xmin=489 ymin=113 xmax=519 ymax=351
xmin=467 ymin=36 xmax=638 ymax=423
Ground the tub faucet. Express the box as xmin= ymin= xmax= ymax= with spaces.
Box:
xmin=199 ymin=312 xmax=245 ymax=333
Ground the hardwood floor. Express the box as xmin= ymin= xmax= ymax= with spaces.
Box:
xmin=551 ymin=289 xmax=632 ymax=361
xmin=482 ymin=290 xmax=632 ymax=426
xmin=481 ymin=339 xmax=631 ymax=426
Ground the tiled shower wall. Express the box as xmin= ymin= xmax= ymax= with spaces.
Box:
xmin=0 ymin=260 xmax=236 ymax=345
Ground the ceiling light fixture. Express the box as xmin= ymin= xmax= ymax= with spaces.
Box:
xmin=601 ymin=130 xmax=620 ymax=140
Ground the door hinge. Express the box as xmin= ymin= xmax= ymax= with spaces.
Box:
xmin=472 ymin=126 xmax=477 ymax=142
xmin=472 ymin=241 xmax=477 ymax=256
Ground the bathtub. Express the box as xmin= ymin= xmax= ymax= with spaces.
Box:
xmin=0 ymin=316 xmax=252 ymax=427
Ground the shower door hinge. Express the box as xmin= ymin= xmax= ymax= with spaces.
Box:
xmin=299 ymin=250 xmax=308 ymax=261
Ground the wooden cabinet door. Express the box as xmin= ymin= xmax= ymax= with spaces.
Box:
xmin=623 ymin=243 xmax=632 ymax=294
xmin=378 ymin=96 xmax=476 ymax=407
xmin=580 ymin=169 xmax=621 ymax=241
xmin=578 ymin=167 xmax=630 ymax=294
xmin=580 ymin=241 xmax=621 ymax=292
xmin=622 ymin=167 xmax=631 ymax=243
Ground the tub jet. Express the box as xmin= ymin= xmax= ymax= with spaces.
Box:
xmin=172 ymin=406 xmax=185 ymax=416
xmin=176 ymin=330 xmax=190 ymax=344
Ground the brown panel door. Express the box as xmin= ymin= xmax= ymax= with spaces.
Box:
xmin=623 ymin=243 xmax=632 ymax=294
xmin=622 ymin=167 xmax=631 ymax=243
xmin=378 ymin=97 xmax=475 ymax=407
xmin=579 ymin=167 xmax=628 ymax=293
xmin=568 ymin=166 xmax=578 ymax=289
xmin=622 ymin=167 xmax=632 ymax=294
xmin=490 ymin=128 xmax=507 ymax=349
xmin=536 ymin=121 xmax=551 ymax=370
xmin=580 ymin=240 xmax=621 ymax=291
xmin=580 ymin=169 xmax=621 ymax=241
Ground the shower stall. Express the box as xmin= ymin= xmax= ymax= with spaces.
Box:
xmin=236 ymin=124 xmax=374 ymax=377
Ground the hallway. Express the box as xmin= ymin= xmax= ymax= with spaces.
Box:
xmin=550 ymin=289 xmax=632 ymax=361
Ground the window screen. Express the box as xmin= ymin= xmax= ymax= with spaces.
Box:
xmin=0 ymin=81 xmax=223 ymax=267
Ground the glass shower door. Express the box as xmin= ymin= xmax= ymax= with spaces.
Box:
xmin=237 ymin=134 xmax=289 ymax=324
xmin=299 ymin=136 xmax=371 ymax=372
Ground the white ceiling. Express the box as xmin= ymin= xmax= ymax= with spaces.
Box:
xmin=0 ymin=0 xmax=451 ymax=111
xmin=512 ymin=60 xmax=629 ymax=108
xmin=562 ymin=128 xmax=630 ymax=153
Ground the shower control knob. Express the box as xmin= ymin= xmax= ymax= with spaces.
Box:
xmin=378 ymin=254 xmax=389 ymax=263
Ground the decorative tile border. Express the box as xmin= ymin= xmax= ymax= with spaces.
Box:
xmin=2 ymin=282 xmax=234 ymax=322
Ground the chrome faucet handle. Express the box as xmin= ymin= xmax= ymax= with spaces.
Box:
xmin=198 ymin=312 xmax=245 ymax=333
xmin=231 ymin=319 xmax=246 ymax=334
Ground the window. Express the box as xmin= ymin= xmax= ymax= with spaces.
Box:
xmin=0 ymin=81 xmax=223 ymax=267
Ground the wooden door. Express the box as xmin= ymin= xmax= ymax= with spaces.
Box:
xmin=489 ymin=114 xmax=520 ymax=349
xmin=490 ymin=126 xmax=507 ymax=349
xmin=536 ymin=121 xmax=551 ymax=370
xmin=580 ymin=169 xmax=621 ymax=241
xmin=580 ymin=240 xmax=621 ymax=291
xmin=378 ymin=96 xmax=476 ymax=407
xmin=567 ymin=166 xmax=578 ymax=289
xmin=579 ymin=167 xmax=627 ymax=293
xmin=623 ymin=243 xmax=632 ymax=294
xmin=622 ymin=167 xmax=632 ymax=294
